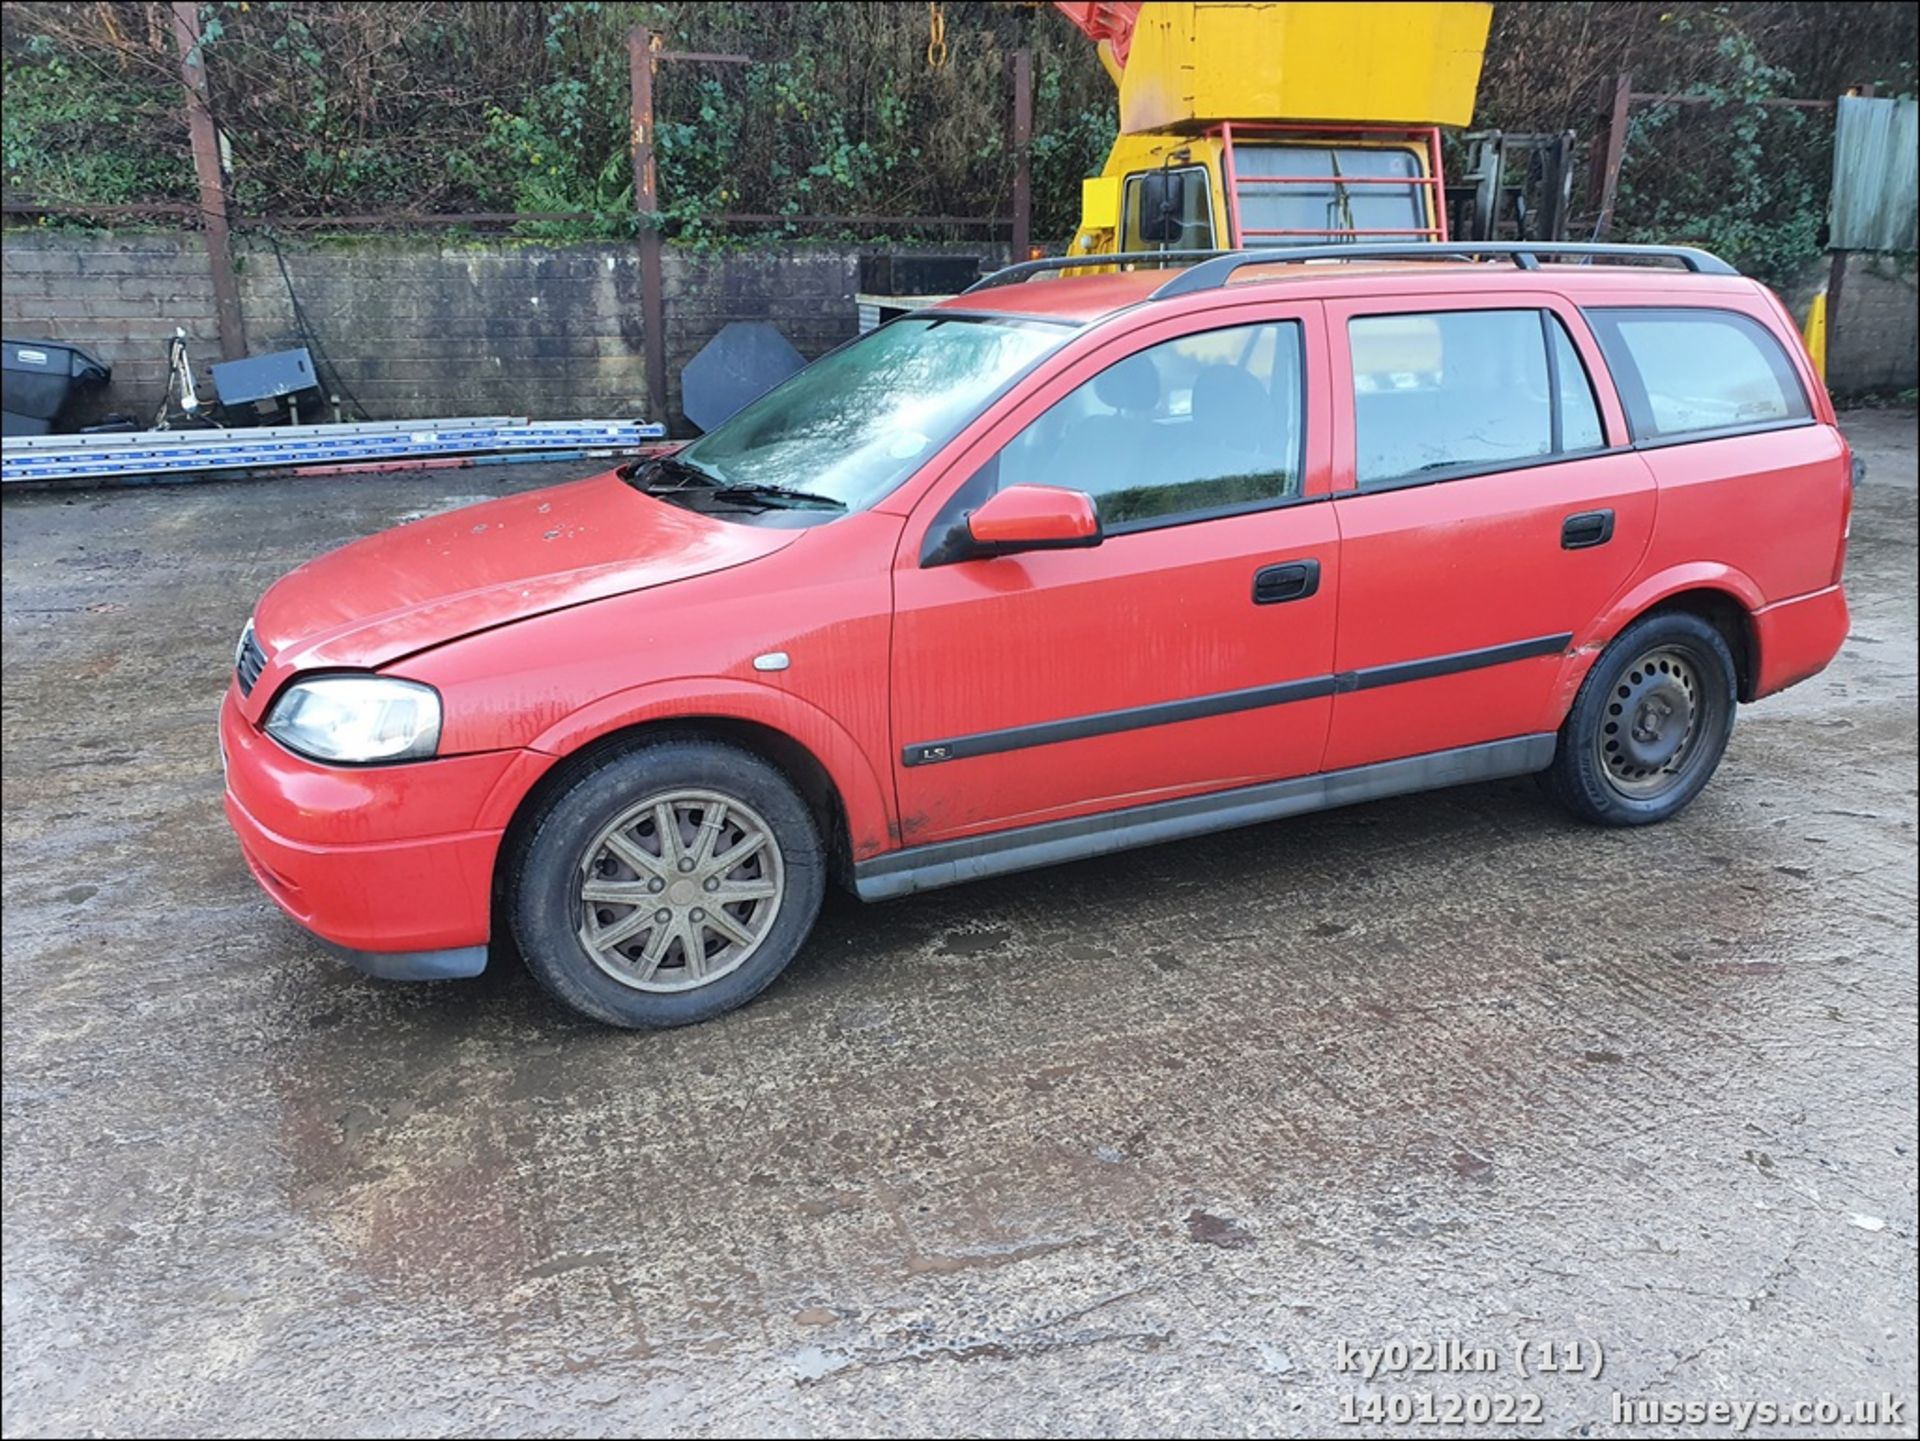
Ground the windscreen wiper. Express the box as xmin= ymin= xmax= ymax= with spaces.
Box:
xmin=706 ymin=483 xmax=846 ymax=512
xmin=624 ymin=457 xmax=844 ymax=512
xmin=635 ymin=453 xmax=723 ymax=492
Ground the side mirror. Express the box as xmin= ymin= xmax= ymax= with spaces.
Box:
xmin=965 ymin=484 xmax=1103 ymax=556
xmin=1138 ymin=169 xmax=1186 ymax=244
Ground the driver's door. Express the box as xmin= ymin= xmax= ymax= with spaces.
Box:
xmin=889 ymin=306 xmax=1339 ymax=847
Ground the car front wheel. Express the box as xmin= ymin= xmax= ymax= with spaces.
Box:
xmin=1540 ymin=610 xmax=1739 ymax=827
xmin=509 ymin=736 xmax=826 ymax=1028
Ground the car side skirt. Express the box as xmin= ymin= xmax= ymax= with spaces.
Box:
xmin=853 ymin=733 xmax=1558 ymax=901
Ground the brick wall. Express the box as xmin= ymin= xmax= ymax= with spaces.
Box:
xmin=1826 ymin=251 xmax=1918 ymax=396
xmin=1 ymin=231 xmax=223 ymax=426
xmin=1 ymin=229 xmax=1005 ymax=435
xmin=1780 ymin=250 xmax=1918 ymax=397
xmin=234 ymin=236 xmax=651 ymax=423
xmin=662 ymin=248 xmax=857 ymax=432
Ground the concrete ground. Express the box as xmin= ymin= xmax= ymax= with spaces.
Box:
xmin=2 ymin=412 xmax=1915 ymax=1438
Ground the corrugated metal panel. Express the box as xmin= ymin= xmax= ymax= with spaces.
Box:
xmin=1830 ymin=96 xmax=1918 ymax=252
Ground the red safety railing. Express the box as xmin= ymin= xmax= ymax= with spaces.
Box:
xmin=1215 ymin=121 xmax=1449 ymax=245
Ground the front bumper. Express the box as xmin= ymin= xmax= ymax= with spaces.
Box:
xmin=221 ymin=685 xmax=513 ymax=971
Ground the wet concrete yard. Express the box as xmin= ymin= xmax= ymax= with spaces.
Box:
xmin=3 ymin=413 xmax=1915 ymax=1436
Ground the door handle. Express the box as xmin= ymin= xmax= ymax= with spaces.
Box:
xmin=1562 ymin=509 xmax=1615 ymax=550
xmin=1253 ymin=558 xmax=1321 ymax=605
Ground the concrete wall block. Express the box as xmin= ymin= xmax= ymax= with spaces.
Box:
xmin=0 ymin=271 xmax=60 ymax=299
xmin=1 ymin=246 xmax=88 ymax=276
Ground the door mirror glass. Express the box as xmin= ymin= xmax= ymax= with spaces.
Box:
xmin=1138 ymin=169 xmax=1186 ymax=244
xmin=966 ymin=484 xmax=1103 ymax=555
xmin=1124 ymin=165 xmax=1214 ymax=250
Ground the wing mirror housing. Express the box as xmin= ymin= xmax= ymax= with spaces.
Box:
xmin=964 ymin=484 xmax=1103 ymax=556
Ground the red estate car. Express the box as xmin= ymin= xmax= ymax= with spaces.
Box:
xmin=222 ymin=243 xmax=1854 ymax=1028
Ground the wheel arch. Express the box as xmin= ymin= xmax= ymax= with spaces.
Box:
xmin=1641 ymin=588 xmax=1757 ymax=701
xmin=1576 ymin=564 xmax=1763 ymax=707
xmin=481 ymin=680 xmax=897 ymax=904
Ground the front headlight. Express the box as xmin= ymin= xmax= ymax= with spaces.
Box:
xmin=264 ymin=676 xmax=442 ymax=764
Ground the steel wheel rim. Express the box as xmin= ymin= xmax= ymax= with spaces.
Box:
xmin=574 ymin=789 xmax=785 ymax=993
xmin=1596 ymin=645 xmax=1706 ymax=799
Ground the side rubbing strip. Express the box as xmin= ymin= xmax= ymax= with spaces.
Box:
xmin=902 ymin=633 xmax=1572 ymax=767
xmin=902 ymin=674 xmax=1338 ymax=768
xmin=1341 ymin=633 xmax=1572 ymax=693
xmin=861 ymin=734 xmax=1559 ymax=899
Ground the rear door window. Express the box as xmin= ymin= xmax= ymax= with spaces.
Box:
xmin=1350 ymin=309 xmax=1572 ymax=487
xmin=1550 ymin=316 xmax=1606 ymax=453
xmin=1584 ymin=307 xmax=1810 ymax=440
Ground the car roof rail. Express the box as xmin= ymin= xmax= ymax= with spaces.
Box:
xmin=1149 ymin=241 xmax=1739 ymax=299
xmin=964 ymin=249 xmax=1234 ymax=293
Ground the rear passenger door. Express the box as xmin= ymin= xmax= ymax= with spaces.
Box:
xmin=1323 ymin=295 xmax=1655 ymax=772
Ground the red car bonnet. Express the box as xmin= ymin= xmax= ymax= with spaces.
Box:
xmin=247 ymin=472 xmax=798 ymax=686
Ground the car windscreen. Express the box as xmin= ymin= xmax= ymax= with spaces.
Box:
xmin=673 ymin=314 xmax=1071 ymax=513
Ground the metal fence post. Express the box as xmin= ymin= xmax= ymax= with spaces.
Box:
xmin=1012 ymin=49 xmax=1033 ymax=258
xmin=170 ymin=1 xmax=246 ymax=362
xmin=1590 ymin=71 xmax=1633 ymax=241
xmin=629 ymin=27 xmax=669 ymax=429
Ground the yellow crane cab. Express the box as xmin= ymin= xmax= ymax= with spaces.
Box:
xmin=1056 ymin=2 xmax=1493 ymax=256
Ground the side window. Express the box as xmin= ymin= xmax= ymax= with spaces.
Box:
xmin=1549 ymin=315 xmax=1606 ymax=453
xmin=1350 ymin=309 xmax=1554 ymax=486
xmin=1121 ymin=166 xmax=1215 ymax=250
xmin=994 ymin=321 xmax=1305 ymax=530
xmin=1585 ymin=307 xmax=1811 ymax=440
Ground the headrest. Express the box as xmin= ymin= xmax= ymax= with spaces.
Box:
xmin=1190 ymin=364 xmax=1269 ymax=444
xmin=1093 ymin=355 xmax=1159 ymax=412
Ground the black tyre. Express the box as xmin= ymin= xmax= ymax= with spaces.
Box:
xmin=508 ymin=736 xmax=826 ymax=1028
xmin=1540 ymin=610 xmax=1738 ymax=827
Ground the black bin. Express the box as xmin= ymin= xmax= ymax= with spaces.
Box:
xmin=3 ymin=338 xmax=112 ymax=436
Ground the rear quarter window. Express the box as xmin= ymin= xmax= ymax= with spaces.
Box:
xmin=1585 ymin=307 xmax=1811 ymax=441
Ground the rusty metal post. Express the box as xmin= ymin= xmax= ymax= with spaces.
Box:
xmin=1012 ymin=49 xmax=1033 ymax=259
xmin=1590 ymin=71 xmax=1633 ymax=241
xmin=630 ymin=27 xmax=669 ymax=429
xmin=170 ymin=0 xmax=246 ymax=361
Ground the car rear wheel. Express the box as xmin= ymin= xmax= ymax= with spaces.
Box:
xmin=509 ymin=736 xmax=825 ymax=1028
xmin=1540 ymin=611 xmax=1738 ymax=827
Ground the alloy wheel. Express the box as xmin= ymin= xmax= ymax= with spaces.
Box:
xmin=574 ymin=790 xmax=785 ymax=992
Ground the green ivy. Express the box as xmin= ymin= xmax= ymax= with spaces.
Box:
xmin=1 ymin=38 xmax=194 ymax=207
xmin=1615 ymin=16 xmax=1830 ymax=288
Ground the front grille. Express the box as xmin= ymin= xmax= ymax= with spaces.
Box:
xmin=236 ymin=629 xmax=267 ymax=695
